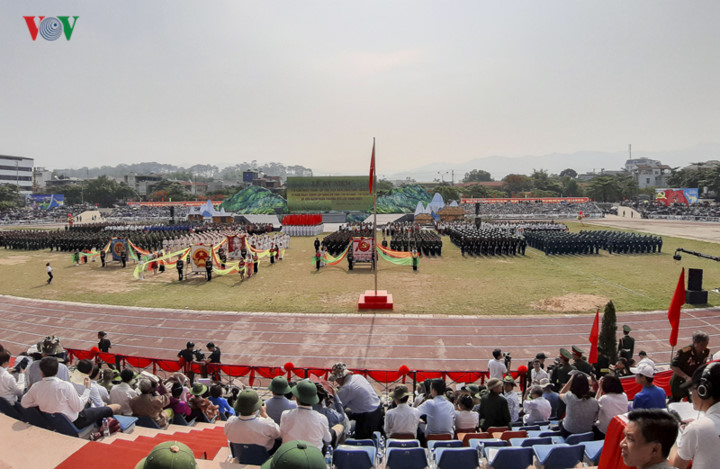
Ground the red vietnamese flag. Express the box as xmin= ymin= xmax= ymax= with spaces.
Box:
xmin=668 ymin=268 xmax=685 ymax=347
xmin=588 ymin=308 xmax=600 ymax=364
xmin=369 ymin=139 xmax=375 ymax=194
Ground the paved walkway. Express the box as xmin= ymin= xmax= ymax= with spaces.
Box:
xmin=1 ymin=295 xmax=717 ymax=371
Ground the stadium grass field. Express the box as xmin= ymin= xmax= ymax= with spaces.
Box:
xmin=0 ymin=221 xmax=718 ymax=315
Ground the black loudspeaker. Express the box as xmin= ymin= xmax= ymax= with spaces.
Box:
xmin=170 ymin=206 xmax=175 ymax=218
xmin=686 ymin=290 xmax=708 ymax=305
xmin=688 ymin=268 xmax=703 ymax=291
xmin=475 ymin=203 xmax=480 ymax=215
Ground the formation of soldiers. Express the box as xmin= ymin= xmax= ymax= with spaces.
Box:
xmin=447 ymin=224 xmax=526 ymax=256
xmin=525 ymin=229 xmax=663 ymax=255
xmin=321 ymin=225 xmax=374 ymax=255
xmin=388 ymin=230 xmax=442 ymax=256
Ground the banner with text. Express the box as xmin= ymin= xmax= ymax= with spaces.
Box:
xmin=287 ymin=176 xmax=373 ymax=212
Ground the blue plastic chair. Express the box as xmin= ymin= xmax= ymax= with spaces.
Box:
xmin=508 ymin=436 xmax=552 ymax=447
xmin=44 ymin=412 xmax=96 ymax=438
xmin=428 ymin=439 xmax=463 ymax=451
xmin=172 ymin=413 xmax=195 ymax=426
xmin=333 ymin=446 xmax=375 ymax=469
xmin=229 ymin=443 xmax=272 ymax=465
xmin=565 ymin=431 xmax=593 ymax=445
xmin=135 ymin=415 xmax=162 ymax=429
xmin=385 ymin=447 xmax=428 ymax=469
xmin=114 ymin=415 xmax=138 ymax=433
xmin=0 ymin=398 xmax=23 ymax=420
xmin=469 ymin=438 xmax=507 ymax=451
xmin=484 ymin=446 xmax=534 ymax=469
xmin=435 ymin=447 xmax=478 ymax=469
xmin=20 ymin=406 xmax=52 ymax=430
xmin=344 ymin=438 xmax=376 ymax=449
xmin=583 ymin=440 xmax=604 ymax=465
xmin=518 ymin=425 xmax=541 ymax=431
xmin=538 ymin=430 xmax=562 ymax=437
xmin=386 ymin=438 xmax=421 ymax=448
xmin=533 ymin=443 xmax=585 ymax=469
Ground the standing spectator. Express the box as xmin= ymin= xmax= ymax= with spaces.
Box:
xmin=477 ymin=378 xmax=511 ymax=431
xmin=46 ymin=262 xmax=53 ymax=284
xmin=385 ymin=385 xmax=421 ymax=437
xmin=488 ymin=349 xmax=507 ymax=380
xmin=637 ymin=351 xmax=655 ymax=368
xmin=265 ymin=376 xmax=297 ymax=425
xmin=670 ymin=331 xmax=710 ymax=403
xmin=631 ymin=363 xmax=666 ymax=410
xmin=330 ymin=363 xmax=383 ymax=439
xmin=98 ymin=331 xmax=111 ymax=353
xmin=280 ymin=380 xmax=331 ymax=451
xmin=417 ymin=379 xmax=455 ymax=437
xmin=523 ymin=386 xmax=551 ymax=424
xmin=558 ymin=373 xmax=599 ymax=437
xmin=531 ymin=359 xmax=549 ymax=385
xmin=177 ymin=342 xmax=196 ymax=383
xmin=594 ymin=375 xmax=629 ymax=436
xmin=621 ymin=409 xmax=680 ymax=469
xmin=551 ymin=348 xmax=577 ymax=392
xmin=502 ymin=376 xmax=521 ymax=424
xmin=670 ymin=362 xmax=720 ymax=469
xmin=225 ymin=389 xmax=280 ymax=452
xmin=110 ymin=369 xmax=138 ymax=416
xmin=0 ymin=350 xmax=26 ymax=404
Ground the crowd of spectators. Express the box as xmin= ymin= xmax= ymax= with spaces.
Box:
xmin=0 ymin=205 xmax=89 ymax=225
xmin=623 ymin=201 xmax=720 ymax=222
xmin=460 ymin=201 xmax=604 ymax=219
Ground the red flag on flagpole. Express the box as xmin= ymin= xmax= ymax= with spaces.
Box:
xmin=369 ymin=139 xmax=375 ymax=194
xmin=668 ymin=268 xmax=685 ymax=347
xmin=588 ymin=308 xmax=600 ymax=364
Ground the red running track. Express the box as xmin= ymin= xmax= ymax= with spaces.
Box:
xmin=0 ymin=295 xmax=718 ymax=371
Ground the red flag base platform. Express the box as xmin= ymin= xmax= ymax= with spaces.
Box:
xmin=358 ymin=290 xmax=394 ymax=310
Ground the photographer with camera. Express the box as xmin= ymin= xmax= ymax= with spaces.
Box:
xmin=177 ymin=341 xmax=204 ymax=385
xmin=489 ymin=349 xmax=508 ymax=380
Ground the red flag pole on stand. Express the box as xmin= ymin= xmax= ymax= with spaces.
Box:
xmin=668 ymin=267 xmax=685 ymax=361
xmin=588 ymin=308 xmax=600 ymax=364
xmin=370 ymin=138 xmax=377 ymax=295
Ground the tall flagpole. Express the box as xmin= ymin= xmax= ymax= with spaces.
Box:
xmin=372 ymin=138 xmax=378 ymax=295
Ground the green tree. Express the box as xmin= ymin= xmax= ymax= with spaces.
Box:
xmin=502 ymin=174 xmax=533 ymax=195
xmin=560 ymin=168 xmax=578 ymax=178
xmin=0 ymin=184 xmax=22 ymax=208
xmin=586 ymin=176 xmax=622 ymax=202
xmin=463 ymin=169 xmax=493 ymax=183
xmin=599 ymin=300 xmax=618 ymax=363
xmin=560 ymin=176 xmax=582 ymax=197
xmin=461 ymin=184 xmax=491 ymax=198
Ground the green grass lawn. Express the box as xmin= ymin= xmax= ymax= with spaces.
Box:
xmin=1 ymin=222 xmax=718 ymax=315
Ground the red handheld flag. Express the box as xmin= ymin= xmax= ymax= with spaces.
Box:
xmin=668 ymin=268 xmax=685 ymax=347
xmin=369 ymin=139 xmax=375 ymax=194
xmin=588 ymin=308 xmax=599 ymax=364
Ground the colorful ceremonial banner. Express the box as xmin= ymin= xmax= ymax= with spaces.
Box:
xmin=352 ymin=237 xmax=374 ymax=262
xmin=133 ymin=247 xmax=190 ymax=279
xmin=311 ymin=245 xmax=350 ymax=266
xmin=287 ymin=176 xmax=374 ymax=212
xmin=110 ymin=238 xmax=128 ymax=261
xmin=227 ymin=234 xmax=246 ymax=258
xmin=655 ymin=188 xmax=698 ymax=206
xmin=190 ymin=244 xmax=212 ymax=272
xmin=377 ymin=245 xmax=415 ymax=266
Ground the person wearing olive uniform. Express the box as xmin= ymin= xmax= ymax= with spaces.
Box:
xmin=176 ymin=257 xmax=184 ymax=281
xmin=619 ymin=325 xmax=635 ymax=361
xmin=551 ymin=348 xmax=577 ymax=392
xmin=670 ymin=331 xmax=710 ymax=402
xmin=572 ymin=346 xmax=594 ymax=376
xmin=205 ymin=258 xmax=213 ymax=281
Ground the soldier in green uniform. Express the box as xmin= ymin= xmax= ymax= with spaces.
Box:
xmin=619 ymin=325 xmax=635 ymax=361
xmin=670 ymin=331 xmax=710 ymax=402
xmin=551 ymin=348 xmax=577 ymax=392
xmin=571 ymin=346 xmax=595 ymax=376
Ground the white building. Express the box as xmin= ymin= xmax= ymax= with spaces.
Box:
xmin=625 ymin=158 xmax=671 ymax=189
xmin=0 ymin=155 xmax=33 ymax=192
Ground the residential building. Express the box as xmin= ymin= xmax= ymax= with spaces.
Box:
xmin=0 ymin=154 xmax=33 ymax=192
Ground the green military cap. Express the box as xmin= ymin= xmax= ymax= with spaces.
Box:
xmin=261 ymin=441 xmax=325 ymax=469
xmin=623 ymin=325 xmax=632 ymax=333
xmin=502 ymin=376 xmax=517 ymax=387
xmin=571 ymin=346 xmax=584 ymax=356
xmin=135 ymin=441 xmax=197 ymax=469
xmin=559 ymin=348 xmax=572 ymax=360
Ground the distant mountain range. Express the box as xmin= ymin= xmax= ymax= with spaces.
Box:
xmin=385 ymin=142 xmax=720 ymax=182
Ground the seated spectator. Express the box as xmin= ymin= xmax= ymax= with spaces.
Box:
xmin=71 ymin=359 xmax=114 ymax=409
xmin=188 ymin=383 xmax=219 ymax=422
xmin=454 ymin=394 xmax=479 ymax=431
xmin=98 ymin=368 xmax=117 ymax=393
xmin=260 ymin=440 xmax=326 ymax=469
xmin=631 ymin=363 xmax=666 ymax=410
xmin=478 ymin=378 xmax=511 ymax=431
xmin=134 ymin=441 xmax=198 ymax=469
xmin=109 ymin=368 xmax=138 ymax=416
xmin=329 ymin=363 xmax=383 ymax=440
xmin=280 ymin=380 xmax=331 ymax=451
xmin=265 ymin=376 xmax=297 ymax=425
xmin=312 ymin=382 xmax=348 ymax=445
xmin=523 ymin=386 xmax=551 ymax=424
xmin=622 ymin=409 xmax=679 ymax=469
xmin=225 ymin=389 xmax=280 ymax=452
xmin=503 ymin=376 xmax=521 ymax=423
xmin=385 ymin=385 xmax=421 ymax=437
xmin=611 ymin=357 xmax=632 ymax=377
xmin=418 ymin=379 xmax=455 ymax=437
xmin=595 ymin=375 xmax=629 ymax=436
xmin=209 ymin=384 xmax=235 ymax=419
xmin=21 ymin=356 xmax=114 ymax=429
xmin=540 ymin=379 xmax=560 ymax=418
xmin=637 ymin=351 xmax=655 ymax=368
xmin=558 ymin=372 xmax=599 ymax=437
xmin=130 ymin=378 xmax=172 ymax=428
xmin=27 ymin=350 xmax=69 ymax=388
xmin=167 ymin=382 xmax=192 ymax=418
xmin=0 ymin=350 xmax=26 ymax=404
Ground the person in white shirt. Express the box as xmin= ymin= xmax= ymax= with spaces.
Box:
xmin=637 ymin=351 xmax=655 ymax=369
xmin=502 ymin=376 xmax=521 ymax=423
xmin=384 ymin=385 xmax=421 ymax=437
xmin=71 ymin=360 xmax=118 ymax=410
xmin=21 ymin=356 xmax=114 ymax=429
xmin=110 ymin=369 xmax=139 ymax=416
xmin=531 ymin=359 xmax=549 ymax=385
xmin=330 ymin=362 xmax=383 ymax=439
xmin=594 ymin=375 xmax=629 ymax=435
xmin=225 ymin=389 xmax=281 ymax=452
xmin=280 ymin=380 xmax=331 ymax=451
xmin=417 ymin=380 xmax=455 ymax=436
xmin=454 ymin=394 xmax=479 ymax=431
xmin=488 ymin=349 xmax=507 ymax=380
xmin=0 ymin=350 xmax=26 ymax=404
xmin=523 ymin=386 xmax=552 ymax=424
xmin=670 ymin=361 xmax=720 ymax=469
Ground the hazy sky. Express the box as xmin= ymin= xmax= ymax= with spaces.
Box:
xmin=1 ymin=1 xmax=718 ymax=176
